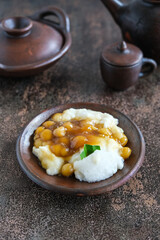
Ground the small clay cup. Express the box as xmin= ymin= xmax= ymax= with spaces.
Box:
xmin=100 ymin=41 xmax=157 ymax=90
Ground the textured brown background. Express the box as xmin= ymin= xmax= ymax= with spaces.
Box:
xmin=0 ymin=0 xmax=160 ymax=239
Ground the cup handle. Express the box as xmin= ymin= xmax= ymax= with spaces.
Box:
xmin=139 ymin=58 xmax=157 ymax=78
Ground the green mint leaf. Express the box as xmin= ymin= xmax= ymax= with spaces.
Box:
xmin=80 ymin=144 xmax=101 ymax=160
xmin=80 ymin=151 xmax=86 ymax=160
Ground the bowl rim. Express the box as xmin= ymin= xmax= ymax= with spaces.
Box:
xmin=16 ymin=102 xmax=145 ymax=196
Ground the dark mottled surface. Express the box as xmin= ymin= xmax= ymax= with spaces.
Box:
xmin=0 ymin=0 xmax=160 ymax=239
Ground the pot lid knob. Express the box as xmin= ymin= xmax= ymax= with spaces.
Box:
xmin=117 ymin=41 xmax=128 ymax=52
xmin=2 ymin=17 xmax=32 ymax=37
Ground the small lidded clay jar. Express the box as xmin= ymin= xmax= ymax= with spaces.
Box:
xmin=100 ymin=41 xmax=157 ymax=90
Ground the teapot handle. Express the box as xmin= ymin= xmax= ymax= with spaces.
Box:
xmin=139 ymin=58 xmax=157 ymax=78
xmin=29 ymin=6 xmax=70 ymax=34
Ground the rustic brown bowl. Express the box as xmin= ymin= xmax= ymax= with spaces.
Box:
xmin=16 ymin=103 xmax=145 ymax=196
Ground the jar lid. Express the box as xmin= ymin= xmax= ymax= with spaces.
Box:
xmin=101 ymin=41 xmax=143 ymax=67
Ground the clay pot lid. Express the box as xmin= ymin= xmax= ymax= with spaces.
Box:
xmin=0 ymin=16 xmax=63 ymax=67
xmin=101 ymin=41 xmax=143 ymax=67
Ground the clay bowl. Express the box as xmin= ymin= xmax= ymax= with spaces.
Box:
xmin=16 ymin=102 xmax=145 ymax=196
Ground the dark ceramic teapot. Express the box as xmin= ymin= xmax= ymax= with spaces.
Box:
xmin=101 ymin=0 xmax=160 ymax=63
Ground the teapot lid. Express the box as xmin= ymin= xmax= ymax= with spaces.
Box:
xmin=101 ymin=41 xmax=143 ymax=67
xmin=0 ymin=16 xmax=63 ymax=69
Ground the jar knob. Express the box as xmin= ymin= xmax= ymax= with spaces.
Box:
xmin=117 ymin=41 xmax=128 ymax=52
xmin=2 ymin=17 xmax=32 ymax=37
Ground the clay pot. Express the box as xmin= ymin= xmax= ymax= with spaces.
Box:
xmin=0 ymin=6 xmax=72 ymax=77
